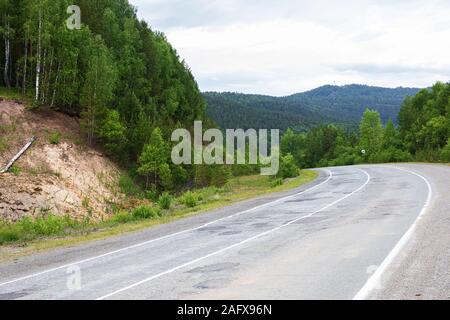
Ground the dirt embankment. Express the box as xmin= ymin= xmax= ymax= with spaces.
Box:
xmin=0 ymin=99 xmax=123 ymax=222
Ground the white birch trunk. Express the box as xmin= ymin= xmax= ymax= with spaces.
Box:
xmin=4 ymin=21 xmax=10 ymax=88
xmin=35 ymin=10 xmax=42 ymax=102
xmin=51 ymin=61 xmax=60 ymax=107
xmin=40 ymin=49 xmax=47 ymax=104
xmin=23 ymin=38 xmax=28 ymax=94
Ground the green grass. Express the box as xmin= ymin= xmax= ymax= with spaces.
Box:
xmin=48 ymin=132 xmax=62 ymax=145
xmin=0 ymin=215 xmax=88 ymax=244
xmin=119 ymin=174 xmax=142 ymax=197
xmin=0 ymin=87 xmax=32 ymax=103
xmin=0 ymin=205 xmax=160 ymax=246
xmin=0 ymin=137 xmax=8 ymax=153
xmin=110 ymin=211 xmax=135 ymax=224
xmin=0 ymin=170 xmax=318 ymax=260
xmin=178 ymin=191 xmax=199 ymax=208
xmin=131 ymin=205 xmax=160 ymax=220
xmin=158 ymin=192 xmax=173 ymax=210
xmin=9 ymin=165 xmax=21 ymax=176
xmin=0 ymin=123 xmax=17 ymax=136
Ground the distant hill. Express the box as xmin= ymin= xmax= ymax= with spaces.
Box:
xmin=203 ymin=85 xmax=420 ymax=131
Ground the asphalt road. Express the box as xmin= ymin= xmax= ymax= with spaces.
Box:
xmin=0 ymin=164 xmax=448 ymax=300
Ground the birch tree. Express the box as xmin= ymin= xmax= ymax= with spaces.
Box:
xmin=80 ymin=35 xmax=117 ymax=145
xmin=0 ymin=0 xmax=12 ymax=88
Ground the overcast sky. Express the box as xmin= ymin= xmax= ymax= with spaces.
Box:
xmin=129 ymin=0 xmax=450 ymax=96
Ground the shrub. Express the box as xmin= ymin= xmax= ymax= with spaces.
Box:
xmin=131 ymin=205 xmax=160 ymax=220
xmin=195 ymin=165 xmax=231 ymax=188
xmin=27 ymin=215 xmax=66 ymax=236
xmin=158 ymin=192 xmax=173 ymax=210
xmin=373 ymin=147 xmax=412 ymax=163
xmin=231 ymin=163 xmax=260 ymax=177
xmin=111 ymin=211 xmax=134 ymax=224
xmin=49 ymin=132 xmax=61 ymax=145
xmin=82 ymin=197 xmax=90 ymax=209
xmin=10 ymin=165 xmax=21 ymax=176
xmin=271 ymin=178 xmax=283 ymax=188
xmin=278 ymin=153 xmax=299 ymax=179
xmin=180 ymin=191 xmax=198 ymax=208
xmin=210 ymin=165 xmax=232 ymax=187
xmin=414 ymin=149 xmax=441 ymax=162
xmin=146 ymin=186 xmax=159 ymax=202
xmin=158 ymin=163 xmax=173 ymax=189
xmin=0 ymin=224 xmax=22 ymax=244
xmin=329 ymin=152 xmax=364 ymax=166
xmin=441 ymin=139 xmax=450 ymax=161
xmin=119 ymin=174 xmax=141 ymax=197
xmin=195 ymin=186 xmax=225 ymax=202
xmin=171 ymin=166 xmax=188 ymax=184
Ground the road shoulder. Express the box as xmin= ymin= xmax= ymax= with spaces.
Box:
xmin=370 ymin=164 xmax=450 ymax=300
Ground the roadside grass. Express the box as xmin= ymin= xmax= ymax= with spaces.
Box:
xmin=158 ymin=192 xmax=173 ymax=210
xmin=0 ymin=170 xmax=318 ymax=261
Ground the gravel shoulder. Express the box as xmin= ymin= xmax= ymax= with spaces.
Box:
xmin=369 ymin=163 xmax=450 ymax=300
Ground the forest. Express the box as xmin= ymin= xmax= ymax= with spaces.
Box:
xmin=204 ymin=85 xmax=420 ymax=132
xmin=0 ymin=0 xmax=208 ymax=192
xmin=0 ymin=0 xmax=448 ymax=198
xmin=280 ymin=82 xmax=450 ymax=169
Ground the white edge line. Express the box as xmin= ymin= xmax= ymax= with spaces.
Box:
xmin=0 ymin=169 xmax=333 ymax=288
xmin=96 ymin=168 xmax=370 ymax=300
xmin=353 ymin=165 xmax=433 ymax=300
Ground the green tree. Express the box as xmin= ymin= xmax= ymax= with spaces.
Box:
xmin=382 ymin=119 xmax=400 ymax=149
xmin=0 ymin=0 xmax=13 ymax=89
xmin=158 ymin=163 xmax=173 ymax=190
xmin=399 ymin=82 xmax=450 ymax=157
xmin=278 ymin=153 xmax=299 ymax=179
xmin=137 ymin=127 xmax=168 ymax=188
xmin=1 ymin=0 xmax=207 ymax=191
xmin=80 ymin=35 xmax=117 ymax=145
xmin=441 ymin=138 xmax=450 ymax=161
xmin=359 ymin=109 xmax=383 ymax=160
xmin=98 ymin=109 xmax=126 ymax=156
xmin=281 ymin=128 xmax=306 ymax=167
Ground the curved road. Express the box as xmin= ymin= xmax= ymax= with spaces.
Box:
xmin=0 ymin=164 xmax=449 ymax=300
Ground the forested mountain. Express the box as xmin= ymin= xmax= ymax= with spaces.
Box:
xmin=203 ymin=92 xmax=315 ymax=132
xmin=204 ymin=85 xmax=420 ymax=131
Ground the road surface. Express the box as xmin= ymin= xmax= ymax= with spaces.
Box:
xmin=0 ymin=164 xmax=449 ymax=300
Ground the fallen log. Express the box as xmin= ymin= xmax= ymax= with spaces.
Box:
xmin=0 ymin=136 xmax=37 ymax=174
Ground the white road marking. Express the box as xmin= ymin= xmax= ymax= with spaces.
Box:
xmin=353 ymin=165 xmax=433 ymax=300
xmin=0 ymin=169 xmax=333 ymax=288
xmin=96 ymin=168 xmax=370 ymax=300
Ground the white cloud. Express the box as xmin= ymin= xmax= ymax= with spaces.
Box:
xmin=130 ymin=0 xmax=450 ymax=95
